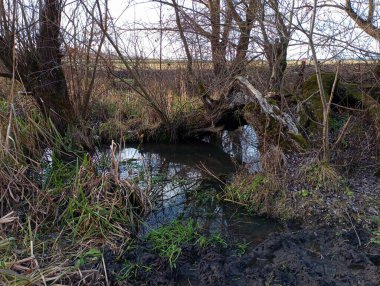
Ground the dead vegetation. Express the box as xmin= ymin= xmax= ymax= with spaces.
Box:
xmin=0 ymin=87 xmax=150 ymax=284
xmin=224 ymin=145 xmax=293 ymax=219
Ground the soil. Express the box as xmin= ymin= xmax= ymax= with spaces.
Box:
xmin=283 ymin=151 xmax=380 ymax=227
xmin=106 ymin=227 xmax=380 ymax=286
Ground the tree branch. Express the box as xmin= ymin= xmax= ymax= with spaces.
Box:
xmin=345 ymin=0 xmax=380 ymax=40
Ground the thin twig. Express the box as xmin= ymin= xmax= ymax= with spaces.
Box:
xmin=198 ymin=162 xmax=225 ymax=184
xmin=332 ymin=115 xmax=352 ymax=150
xmin=345 ymin=208 xmax=362 ymax=247
xmin=102 ymin=255 xmax=109 ymax=286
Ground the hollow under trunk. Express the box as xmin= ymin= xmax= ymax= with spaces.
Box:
xmin=192 ymin=76 xmax=304 ymax=151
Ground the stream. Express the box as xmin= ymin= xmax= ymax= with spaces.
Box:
xmin=99 ymin=125 xmax=281 ymax=242
xmin=98 ymin=125 xmax=380 ymax=285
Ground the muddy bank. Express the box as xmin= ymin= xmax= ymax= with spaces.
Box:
xmin=241 ymin=228 xmax=379 ymax=286
xmin=107 ymin=227 xmax=379 ymax=285
xmin=282 ymin=153 xmax=380 ymax=226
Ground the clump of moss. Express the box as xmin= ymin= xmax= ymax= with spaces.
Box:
xmin=299 ymin=73 xmax=380 ymax=138
xmin=298 ymin=73 xmax=337 ymax=135
xmin=289 ymin=132 xmax=309 ymax=149
xmin=371 ymin=217 xmax=380 ymax=244
xmin=302 ymin=73 xmax=337 ymax=99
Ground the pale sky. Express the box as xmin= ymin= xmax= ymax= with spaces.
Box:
xmin=105 ymin=0 xmax=380 ymax=61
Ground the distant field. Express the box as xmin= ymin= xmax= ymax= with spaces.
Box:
xmin=108 ymin=58 xmax=377 ymax=71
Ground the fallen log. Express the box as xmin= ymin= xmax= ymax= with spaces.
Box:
xmin=190 ymin=76 xmax=305 ymax=151
xmin=235 ymin=76 xmax=299 ymax=135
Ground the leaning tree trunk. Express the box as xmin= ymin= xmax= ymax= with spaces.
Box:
xmin=29 ymin=0 xmax=74 ymax=131
xmin=0 ymin=0 xmax=74 ymax=133
xmin=231 ymin=20 xmax=254 ymax=76
xmin=192 ymin=76 xmax=303 ymax=151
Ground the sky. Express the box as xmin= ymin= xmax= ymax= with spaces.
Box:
xmin=105 ymin=0 xmax=380 ymax=61
xmin=107 ymin=0 xmax=174 ymax=59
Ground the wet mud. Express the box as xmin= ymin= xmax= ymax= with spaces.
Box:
xmin=107 ymin=228 xmax=379 ymax=285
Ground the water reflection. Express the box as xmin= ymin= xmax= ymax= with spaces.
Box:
xmin=221 ymin=125 xmax=261 ymax=172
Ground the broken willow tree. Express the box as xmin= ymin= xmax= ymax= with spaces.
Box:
xmin=0 ymin=0 xmax=74 ymax=132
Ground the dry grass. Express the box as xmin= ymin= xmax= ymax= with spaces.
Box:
xmin=0 ymin=142 xmax=150 ymax=284
xmin=224 ymin=145 xmax=292 ymax=219
xmin=298 ymin=157 xmax=344 ymax=192
xmin=224 ymin=171 xmax=292 ymax=219
xmin=0 ymin=86 xmax=151 ymax=285
xmin=0 ymin=213 xmax=106 ymax=286
xmin=90 ymin=69 xmax=204 ymax=143
xmin=61 ymin=145 xmax=150 ymax=244
xmin=260 ymin=145 xmax=288 ymax=175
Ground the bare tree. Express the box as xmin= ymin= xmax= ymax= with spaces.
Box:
xmin=304 ymin=0 xmax=342 ymax=163
xmin=80 ymin=0 xmax=174 ymax=127
xmin=62 ymin=0 xmax=107 ymax=119
xmin=227 ymin=0 xmax=257 ymax=75
xmin=179 ymin=0 xmax=232 ymax=77
xmin=172 ymin=0 xmax=194 ymax=78
xmin=257 ymin=0 xmax=294 ymax=95
xmin=165 ymin=0 xmax=259 ymax=78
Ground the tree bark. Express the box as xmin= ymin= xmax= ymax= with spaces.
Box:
xmin=209 ymin=0 xmax=230 ymax=77
xmin=229 ymin=0 xmax=256 ymax=76
xmin=268 ymin=40 xmax=288 ymax=93
xmin=259 ymin=0 xmax=291 ymax=94
xmin=172 ymin=0 xmax=194 ymax=77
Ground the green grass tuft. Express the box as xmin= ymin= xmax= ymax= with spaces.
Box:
xmin=146 ymin=219 xmax=198 ymax=268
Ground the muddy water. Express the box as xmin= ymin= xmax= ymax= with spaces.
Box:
xmin=110 ymin=136 xmax=280 ymax=242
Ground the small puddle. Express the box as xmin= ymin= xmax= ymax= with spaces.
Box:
xmin=96 ymin=138 xmax=281 ymax=243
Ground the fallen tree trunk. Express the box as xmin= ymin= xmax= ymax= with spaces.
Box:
xmin=191 ymin=76 xmax=305 ymax=151
xmin=235 ymin=76 xmax=299 ymax=135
